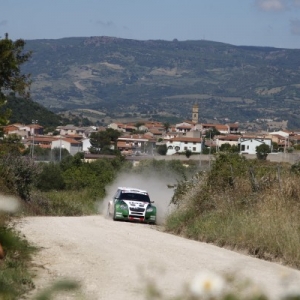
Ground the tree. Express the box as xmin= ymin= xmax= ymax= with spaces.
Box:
xmin=272 ymin=142 xmax=279 ymax=152
xmin=219 ymin=143 xmax=232 ymax=153
xmin=0 ymin=33 xmax=32 ymax=128
xmin=0 ymin=133 xmax=24 ymax=156
xmin=185 ymin=149 xmax=192 ymax=158
xmin=156 ymin=144 xmax=167 ymax=155
xmin=89 ymin=129 xmax=121 ymax=154
xmin=163 ymin=122 xmax=170 ymax=132
xmin=35 ymin=162 xmax=65 ymax=191
xmin=256 ymin=143 xmax=271 ymax=160
xmin=205 ymin=128 xmax=220 ymax=139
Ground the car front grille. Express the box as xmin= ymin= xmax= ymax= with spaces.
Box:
xmin=130 ymin=207 xmax=145 ymax=212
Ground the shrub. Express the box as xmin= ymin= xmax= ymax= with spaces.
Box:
xmin=157 ymin=144 xmax=168 ymax=155
xmin=35 ymin=162 xmax=65 ymax=191
xmin=0 ymin=154 xmax=41 ymax=201
xmin=256 ymin=144 xmax=271 ymax=160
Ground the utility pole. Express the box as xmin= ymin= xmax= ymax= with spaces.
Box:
xmin=209 ymin=131 xmax=212 ymax=169
xmin=31 ymin=120 xmax=38 ymax=159
xmin=59 ymin=136 xmax=62 ymax=161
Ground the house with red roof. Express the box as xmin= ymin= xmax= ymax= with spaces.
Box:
xmin=166 ymin=137 xmax=203 ymax=155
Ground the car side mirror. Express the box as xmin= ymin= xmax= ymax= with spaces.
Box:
xmin=151 ymin=201 xmax=155 ymax=203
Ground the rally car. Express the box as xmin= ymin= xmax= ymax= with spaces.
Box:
xmin=107 ymin=187 xmax=156 ymax=224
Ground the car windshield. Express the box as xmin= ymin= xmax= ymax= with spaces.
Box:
xmin=120 ymin=192 xmax=150 ymax=203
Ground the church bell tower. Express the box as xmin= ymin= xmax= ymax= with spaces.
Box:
xmin=192 ymin=103 xmax=199 ymax=124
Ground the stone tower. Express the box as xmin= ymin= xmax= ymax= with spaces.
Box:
xmin=192 ymin=103 xmax=199 ymax=124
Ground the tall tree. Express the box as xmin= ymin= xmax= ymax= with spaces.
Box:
xmin=89 ymin=129 xmax=121 ymax=154
xmin=0 ymin=33 xmax=32 ymax=127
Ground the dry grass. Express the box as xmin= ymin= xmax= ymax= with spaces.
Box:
xmin=165 ymin=157 xmax=300 ymax=268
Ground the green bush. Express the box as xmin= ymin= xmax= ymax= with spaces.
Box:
xmin=256 ymin=143 xmax=271 ymax=160
xmin=0 ymin=154 xmax=41 ymax=201
xmin=35 ymin=162 xmax=65 ymax=191
xmin=0 ymin=226 xmax=35 ymax=299
xmin=157 ymin=144 xmax=168 ymax=155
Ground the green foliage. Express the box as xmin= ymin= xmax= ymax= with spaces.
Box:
xmin=5 ymin=95 xmax=63 ymax=129
xmin=34 ymin=280 xmax=80 ymax=300
xmin=0 ymin=34 xmax=32 ymax=127
xmin=166 ymin=153 xmax=300 ymax=267
xmin=156 ymin=144 xmax=167 ymax=155
xmin=272 ymin=142 xmax=279 ymax=152
xmin=28 ymin=156 xmax=125 ymax=215
xmin=22 ymin=37 xmax=300 ymax=128
xmin=202 ymin=146 xmax=217 ymax=155
xmin=256 ymin=143 xmax=271 ymax=160
xmin=0 ymin=134 xmax=24 ymax=156
xmin=35 ymin=162 xmax=65 ymax=191
xmin=219 ymin=143 xmax=239 ymax=153
xmin=205 ymin=128 xmax=220 ymax=138
xmin=0 ymin=154 xmax=41 ymax=201
xmin=0 ymin=226 xmax=35 ymax=299
xmin=89 ymin=129 xmax=121 ymax=154
xmin=207 ymin=153 xmax=248 ymax=190
xmin=291 ymin=161 xmax=300 ymax=175
xmin=185 ymin=149 xmax=192 ymax=158
xmin=51 ymin=147 xmax=70 ymax=162
xmin=163 ymin=122 xmax=170 ymax=132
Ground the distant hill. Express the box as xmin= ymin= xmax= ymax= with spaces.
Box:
xmin=4 ymin=95 xmax=92 ymax=130
xmin=22 ymin=36 xmax=300 ymax=128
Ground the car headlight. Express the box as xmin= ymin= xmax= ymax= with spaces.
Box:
xmin=120 ymin=204 xmax=128 ymax=210
xmin=146 ymin=207 xmax=154 ymax=212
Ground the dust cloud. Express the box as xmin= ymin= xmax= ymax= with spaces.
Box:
xmin=0 ymin=194 xmax=20 ymax=213
xmin=99 ymin=173 xmax=177 ymax=225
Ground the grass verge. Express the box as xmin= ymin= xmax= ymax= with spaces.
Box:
xmin=0 ymin=222 xmax=36 ymax=299
xmin=165 ymin=154 xmax=300 ymax=268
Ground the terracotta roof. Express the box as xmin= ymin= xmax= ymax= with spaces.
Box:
xmin=216 ymin=135 xmax=240 ymax=141
xmin=119 ymin=135 xmax=149 ymax=141
xmin=27 ymin=136 xmax=56 ymax=142
xmin=62 ymin=138 xmax=81 ymax=144
xmin=169 ymin=137 xmax=202 ymax=143
xmin=176 ymin=124 xmax=193 ymax=129
xmin=214 ymin=125 xmax=228 ymax=130
xmin=227 ymin=123 xmax=239 ymax=128
xmin=148 ymin=128 xmax=162 ymax=135
xmin=117 ymin=141 xmax=134 ymax=149
xmin=27 ymin=124 xmax=43 ymax=129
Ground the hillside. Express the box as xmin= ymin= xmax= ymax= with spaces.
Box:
xmin=3 ymin=96 xmax=92 ymax=130
xmin=22 ymin=37 xmax=300 ymax=128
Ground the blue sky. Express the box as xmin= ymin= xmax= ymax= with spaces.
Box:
xmin=1 ymin=0 xmax=300 ymax=48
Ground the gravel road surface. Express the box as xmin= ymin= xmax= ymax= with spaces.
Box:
xmin=16 ymin=216 xmax=300 ymax=300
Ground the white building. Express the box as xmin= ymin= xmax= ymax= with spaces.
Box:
xmin=82 ymin=138 xmax=92 ymax=153
xmin=51 ymin=137 xmax=82 ymax=156
xmin=166 ymin=137 xmax=202 ymax=155
xmin=239 ymin=137 xmax=272 ymax=155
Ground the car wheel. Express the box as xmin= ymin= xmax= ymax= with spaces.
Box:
xmin=113 ymin=206 xmax=117 ymax=221
xmin=107 ymin=204 xmax=111 ymax=218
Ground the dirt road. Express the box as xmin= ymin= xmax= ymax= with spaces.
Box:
xmin=16 ymin=216 xmax=300 ymax=300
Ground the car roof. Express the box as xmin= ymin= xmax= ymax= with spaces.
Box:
xmin=118 ymin=187 xmax=148 ymax=194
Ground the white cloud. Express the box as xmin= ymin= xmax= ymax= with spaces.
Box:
xmin=255 ymin=0 xmax=287 ymax=11
xmin=255 ymin=0 xmax=300 ymax=10
xmin=290 ymin=19 xmax=300 ymax=35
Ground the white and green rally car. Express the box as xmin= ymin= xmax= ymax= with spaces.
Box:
xmin=107 ymin=187 xmax=156 ymax=224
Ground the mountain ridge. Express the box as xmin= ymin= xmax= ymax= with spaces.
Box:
xmin=22 ymin=36 xmax=300 ymax=129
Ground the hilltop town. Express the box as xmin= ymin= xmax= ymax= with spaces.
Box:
xmin=3 ymin=104 xmax=300 ymax=162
